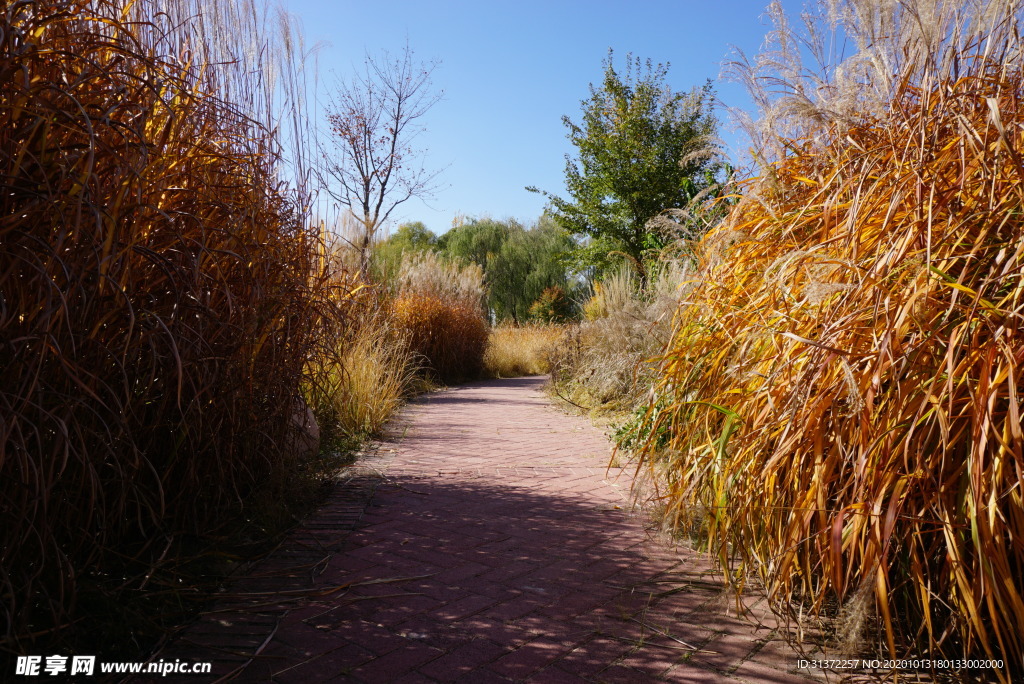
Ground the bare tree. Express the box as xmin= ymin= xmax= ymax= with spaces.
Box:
xmin=321 ymin=45 xmax=442 ymax=275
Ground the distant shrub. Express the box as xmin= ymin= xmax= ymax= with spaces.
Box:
xmin=528 ymin=286 xmax=573 ymax=323
xmin=548 ymin=263 xmax=686 ymax=412
xmin=484 ymin=324 xmax=564 ymax=378
xmin=391 ymin=252 xmax=488 ymax=383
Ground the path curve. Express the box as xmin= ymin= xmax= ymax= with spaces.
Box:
xmin=153 ymin=377 xmax=831 ymax=683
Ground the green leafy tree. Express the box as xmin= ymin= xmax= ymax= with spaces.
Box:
xmin=529 ymin=51 xmax=719 ymax=283
xmin=528 ymin=286 xmax=573 ymax=323
xmin=438 ymin=217 xmax=512 ymax=276
xmin=372 ymin=221 xmax=439 ymax=283
xmin=439 ymin=215 xmax=577 ymax=323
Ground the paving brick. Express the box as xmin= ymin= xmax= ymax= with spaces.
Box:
xmin=417 ymin=638 xmax=508 ymax=680
xmin=513 ymin=613 xmax=593 ymax=644
xmin=487 ymin=636 xmax=573 ymax=679
xmin=531 ymin=664 xmax=592 ymax=683
xmin=386 ymin=671 xmax=439 ymax=684
xmin=535 ymin=590 xmax=610 ymax=622
xmin=271 ymin=642 xmax=376 ymax=681
xmin=451 ymin=616 xmax=535 ymax=647
xmin=479 ymin=595 xmax=547 ymax=623
xmin=550 ymin=636 xmax=633 ymax=678
xmin=432 ymin=593 xmax=501 ymax=621
xmin=592 ymin=664 xmax=658 ymax=683
xmin=433 ymin=560 xmax=493 ymax=584
xmin=319 ymin=618 xmax=408 ymax=656
xmin=732 ymin=658 xmax=818 ymax=683
xmin=148 ymin=377 xmax=828 ymax=684
xmin=615 ymin=649 xmax=683 ymax=679
xmin=662 ymin=663 xmax=739 ymax=683
xmin=689 ymin=633 xmax=765 ymax=673
xmin=453 ymin=666 xmax=516 ymax=683
xmin=350 ymin=643 xmax=444 ymax=683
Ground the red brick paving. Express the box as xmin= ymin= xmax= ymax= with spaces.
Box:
xmin=144 ymin=377 xmax=871 ymax=683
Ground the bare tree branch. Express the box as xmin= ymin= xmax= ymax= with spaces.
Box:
xmin=319 ymin=43 xmax=443 ymax=275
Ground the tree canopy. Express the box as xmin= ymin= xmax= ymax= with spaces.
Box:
xmin=530 ymin=51 xmax=720 ymax=282
xmin=373 ymin=215 xmax=579 ymax=323
xmin=372 ymin=221 xmax=439 ymax=282
xmin=440 ymin=215 xmax=579 ymax=323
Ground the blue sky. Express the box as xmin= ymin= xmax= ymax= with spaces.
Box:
xmin=280 ymin=0 xmax=777 ymax=235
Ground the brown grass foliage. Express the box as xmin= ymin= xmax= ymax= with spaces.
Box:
xmin=306 ymin=298 xmax=420 ymax=439
xmin=483 ymin=324 xmax=563 ymax=378
xmin=392 ymin=293 xmax=488 ymax=383
xmin=632 ymin=64 xmax=1024 ymax=673
xmin=549 ymin=264 xmax=685 ymax=413
xmin=390 ymin=252 xmax=488 ymax=383
xmin=0 ymin=0 xmax=350 ymax=649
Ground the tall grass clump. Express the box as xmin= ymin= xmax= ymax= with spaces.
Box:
xmin=0 ymin=0 xmax=348 ymax=652
xmin=391 ymin=251 xmax=489 ymax=383
xmin=631 ymin=0 xmax=1024 ymax=675
xmin=483 ymin=324 xmax=564 ymax=378
xmin=306 ymin=295 xmax=420 ymax=440
xmin=549 ymin=262 xmax=687 ymax=413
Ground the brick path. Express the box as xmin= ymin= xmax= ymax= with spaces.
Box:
xmin=150 ymin=377 xmax=848 ymax=683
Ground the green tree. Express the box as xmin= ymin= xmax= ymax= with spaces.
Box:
xmin=529 ymin=51 xmax=719 ymax=283
xmin=528 ymin=286 xmax=573 ymax=323
xmin=372 ymin=221 xmax=439 ymax=282
xmin=438 ymin=217 xmax=512 ymax=276
xmin=438 ymin=215 xmax=577 ymax=323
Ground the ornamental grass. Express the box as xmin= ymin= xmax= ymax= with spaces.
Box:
xmin=0 ymin=0 xmax=351 ymax=651
xmin=390 ymin=251 xmax=489 ymax=384
xmin=483 ymin=324 xmax=564 ymax=378
xmin=632 ymin=58 xmax=1024 ymax=677
xmin=549 ymin=263 xmax=687 ymax=413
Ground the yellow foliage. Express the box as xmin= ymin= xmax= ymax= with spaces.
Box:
xmin=392 ymin=293 xmax=488 ymax=383
xmin=483 ymin=324 xmax=564 ymax=378
xmin=635 ymin=66 xmax=1024 ymax=673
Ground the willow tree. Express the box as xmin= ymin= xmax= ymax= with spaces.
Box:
xmin=439 ymin=215 xmax=576 ymax=323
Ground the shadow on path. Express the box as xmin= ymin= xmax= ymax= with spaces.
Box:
xmin=147 ymin=377 xmax=846 ymax=684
